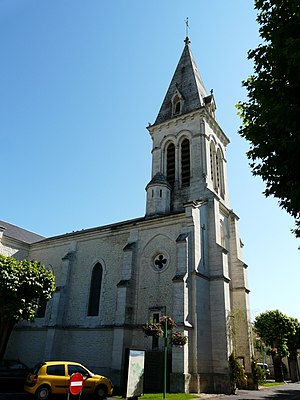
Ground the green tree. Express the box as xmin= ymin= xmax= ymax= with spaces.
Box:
xmin=286 ymin=318 xmax=300 ymax=381
xmin=251 ymin=357 xmax=266 ymax=388
xmin=237 ymin=0 xmax=300 ymax=236
xmin=253 ymin=310 xmax=297 ymax=381
xmin=0 ymin=255 xmax=55 ymax=359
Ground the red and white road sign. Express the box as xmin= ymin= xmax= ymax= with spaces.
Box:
xmin=69 ymin=372 xmax=84 ymax=395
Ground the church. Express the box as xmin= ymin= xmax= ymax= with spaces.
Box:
xmin=1 ymin=36 xmax=253 ymax=394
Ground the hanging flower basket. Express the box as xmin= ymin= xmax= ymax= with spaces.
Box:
xmin=142 ymin=322 xmax=163 ymax=337
xmin=159 ymin=316 xmax=176 ymax=331
xmin=171 ymin=331 xmax=188 ymax=347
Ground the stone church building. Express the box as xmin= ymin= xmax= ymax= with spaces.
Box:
xmin=1 ymin=37 xmax=252 ymax=394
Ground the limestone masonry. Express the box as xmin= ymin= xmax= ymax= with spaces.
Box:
xmin=1 ymin=36 xmax=252 ymax=394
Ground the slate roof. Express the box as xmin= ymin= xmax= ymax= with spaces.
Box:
xmin=0 ymin=220 xmax=45 ymax=244
xmin=154 ymin=37 xmax=208 ymax=126
xmin=146 ymin=172 xmax=171 ymax=188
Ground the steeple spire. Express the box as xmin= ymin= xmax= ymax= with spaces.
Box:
xmin=153 ymin=36 xmax=208 ymax=126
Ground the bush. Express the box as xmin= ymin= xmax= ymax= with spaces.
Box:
xmin=229 ymin=353 xmax=247 ymax=393
xmin=251 ymin=358 xmax=266 ymax=386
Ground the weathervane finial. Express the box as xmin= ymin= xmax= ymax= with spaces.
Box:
xmin=184 ymin=17 xmax=190 ymax=45
xmin=185 ymin=17 xmax=189 ymax=37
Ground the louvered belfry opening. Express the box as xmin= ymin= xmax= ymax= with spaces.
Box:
xmin=166 ymin=143 xmax=175 ymax=187
xmin=181 ymin=138 xmax=190 ymax=186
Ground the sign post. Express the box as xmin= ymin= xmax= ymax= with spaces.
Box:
xmin=68 ymin=372 xmax=84 ymax=399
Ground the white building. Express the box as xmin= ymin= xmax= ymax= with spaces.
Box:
xmin=1 ymin=36 xmax=252 ymax=394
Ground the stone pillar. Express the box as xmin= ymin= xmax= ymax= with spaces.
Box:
xmin=111 ymin=241 xmax=136 ymax=385
xmin=172 ymin=233 xmax=189 ymax=322
xmin=170 ymin=232 xmax=190 ymax=393
xmin=170 ymin=341 xmax=190 ymax=393
xmin=44 ymin=242 xmax=76 ymax=359
xmin=228 ymin=211 xmax=252 ymax=383
xmin=114 ymin=242 xmax=136 ymax=325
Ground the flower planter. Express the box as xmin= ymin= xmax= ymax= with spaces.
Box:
xmin=159 ymin=316 xmax=176 ymax=331
xmin=142 ymin=323 xmax=163 ymax=337
xmin=170 ymin=331 xmax=188 ymax=346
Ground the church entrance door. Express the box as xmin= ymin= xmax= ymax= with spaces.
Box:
xmin=143 ymin=350 xmax=171 ymax=393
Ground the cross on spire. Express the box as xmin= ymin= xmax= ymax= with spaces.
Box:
xmin=185 ymin=17 xmax=189 ymax=37
xmin=184 ymin=17 xmax=191 ymax=45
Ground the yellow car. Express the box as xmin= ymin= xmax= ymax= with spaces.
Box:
xmin=24 ymin=360 xmax=113 ymax=399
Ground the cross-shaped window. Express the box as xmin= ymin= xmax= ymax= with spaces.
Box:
xmin=154 ymin=254 xmax=167 ymax=270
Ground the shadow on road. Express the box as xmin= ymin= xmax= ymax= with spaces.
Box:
xmin=213 ymin=383 xmax=300 ymax=400
xmin=1 ymin=383 xmax=300 ymax=400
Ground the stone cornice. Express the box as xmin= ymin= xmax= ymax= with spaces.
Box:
xmin=148 ymin=108 xmax=229 ymax=147
xmin=192 ymin=271 xmax=231 ymax=283
xmin=148 ymin=108 xmax=206 ymax=133
xmin=117 ymin=279 xmax=131 ymax=287
xmin=30 ymin=212 xmax=187 ymax=249
xmin=231 ymin=286 xmax=251 ymax=294
xmin=210 ymin=274 xmax=231 ymax=283
xmin=172 ymin=273 xmax=186 ymax=282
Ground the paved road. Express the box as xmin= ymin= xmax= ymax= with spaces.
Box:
xmin=0 ymin=383 xmax=300 ymax=399
xmin=0 ymin=394 xmax=118 ymax=400
xmin=0 ymin=395 xmax=119 ymax=400
xmin=204 ymin=382 xmax=300 ymax=400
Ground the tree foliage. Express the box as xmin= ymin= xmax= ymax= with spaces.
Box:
xmin=229 ymin=353 xmax=247 ymax=393
xmin=253 ymin=310 xmax=299 ymax=381
xmin=237 ymin=0 xmax=300 ymax=236
xmin=0 ymin=255 xmax=55 ymax=359
xmin=251 ymin=358 xmax=266 ymax=387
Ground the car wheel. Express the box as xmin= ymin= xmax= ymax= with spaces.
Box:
xmin=35 ymin=385 xmax=51 ymax=400
xmin=95 ymin=384 xmax=108 ymax=399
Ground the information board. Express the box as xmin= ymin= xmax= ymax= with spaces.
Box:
xmin=126 ymin=349 xmax=145 ymax=398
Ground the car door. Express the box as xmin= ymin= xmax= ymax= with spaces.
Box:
xmin=67 ymin=364 xmax=95 ymax=394
xmin=46 ymin=364 xmax=69 ymax=394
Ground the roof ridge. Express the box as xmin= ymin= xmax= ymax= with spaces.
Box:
xmin=0 ymin=220 xmax=45 ymax=244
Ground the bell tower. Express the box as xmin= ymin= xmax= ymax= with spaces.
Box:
xmin=145 ymin=37 xmax=230 ymax=217
xmin=145 ymin=37 xmax=253 ymax=392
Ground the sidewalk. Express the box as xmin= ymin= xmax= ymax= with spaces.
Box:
xmin=194 ymin=382 xmax=300 ymax=400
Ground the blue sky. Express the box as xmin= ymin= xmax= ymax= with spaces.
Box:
xmin=1 ymin=1 xmax=299 ymax=322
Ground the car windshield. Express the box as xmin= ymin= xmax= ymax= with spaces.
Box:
xmin=32 ymin=362 xmax=44 ymax=375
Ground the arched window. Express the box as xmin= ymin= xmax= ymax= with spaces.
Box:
xmin=172 ymin=91 xmax=183 ymax=115
xmin=216 ymin=152 xmax=220 ymax=189
xmin=220 ymin=218 xmax=229 ymax=249
xmin=36 ymin=298 xmax=47 ymax=318
xmin=210 ymin=142 xmax=216 ymax=188
xmin=87 ymin=262 xmax=103 ymax=316
xmin=166 ymin=143 xmax=175 ymax=187
xmin=173 ymin=94 xmax=181 ymax=114
xmin=220 ymin=220 xmax=226 ymax=248
xmin=210 ymin=142 xmax=225 ymax=197
xmin=216 ymin=149 xmax=225 ymax=198
xmin=181 ymin=138 xmax=190 ymax=186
